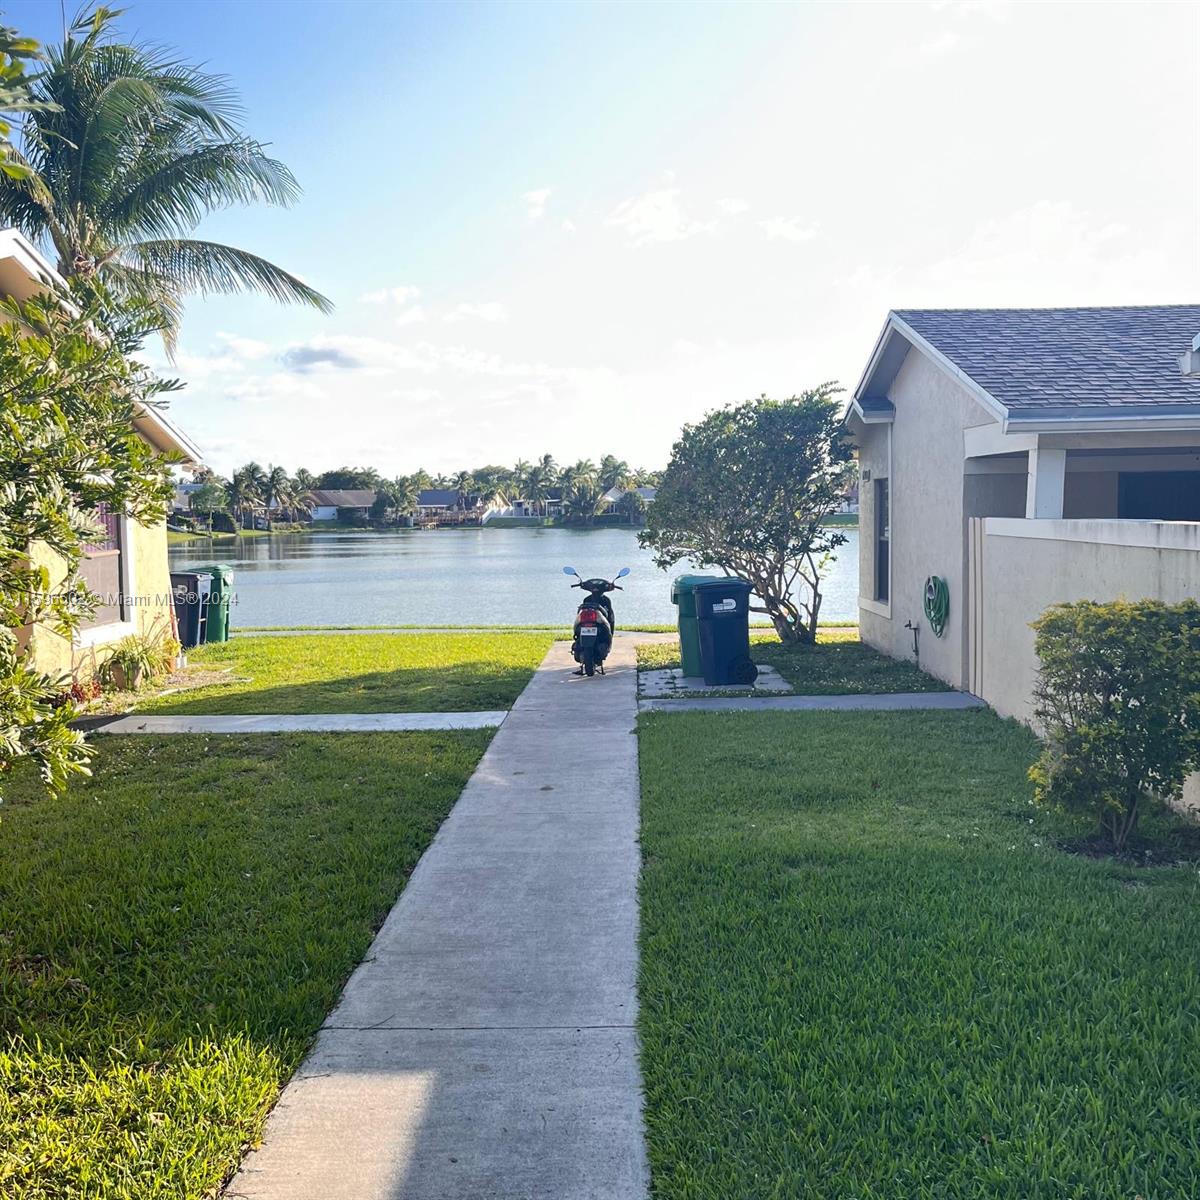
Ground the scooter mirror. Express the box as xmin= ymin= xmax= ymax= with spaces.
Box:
xmin=562 ymin=566 xmax=578 ymax=576
xmin=616 ymin=567 xmax=631 ymax=578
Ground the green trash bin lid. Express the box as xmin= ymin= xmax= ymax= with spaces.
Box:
xmin=671 ymin=573 xmax=721 ymax=616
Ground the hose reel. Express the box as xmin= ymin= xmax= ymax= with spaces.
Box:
xmin=923 ymin=576 xmax=949 ymax=638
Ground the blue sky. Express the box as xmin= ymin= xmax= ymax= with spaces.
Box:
xmin=7 ymin=1 xmax=1198 ymax=476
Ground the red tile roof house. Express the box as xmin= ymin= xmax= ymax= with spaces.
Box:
xmin=844 ymin=305 xmax=1200 ymax=728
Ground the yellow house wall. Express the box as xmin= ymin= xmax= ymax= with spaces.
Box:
xmin=24 ymin=516 xmax=175 ymax=682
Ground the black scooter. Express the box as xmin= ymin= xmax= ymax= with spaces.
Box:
xmin=563 ymin=566 xmax=630 ymax=677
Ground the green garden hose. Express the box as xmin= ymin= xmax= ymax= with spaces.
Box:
xmin=924 ymin=576 xmax=949 ymax=638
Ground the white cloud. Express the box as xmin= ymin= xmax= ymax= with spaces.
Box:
xmin=918 ymin=30 xmax=963 ymax=57
xmin=607 ymin=187 xmax=716 ymax=245
xmin=759 ymin=216 xmax=818 ymax=243
xmin=214 ymin=331 xmax=272 ymax=359
xmin=561 ymin=218 xmax=577 ymax=233
xmin=523 ymin=187 xmax=552 ymax=221
xmin=394 ymin=305 xmax=426 ymax=327
xmin=717 ymin=197 xmax=750 ymax=216
xmin=443 ymin=302 xmax=508 ymax=324
xmin=359 ymin=285 xmax=421 ymax=305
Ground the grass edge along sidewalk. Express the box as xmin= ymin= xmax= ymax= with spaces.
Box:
xmin=0 ymin=730 xmax=490 ymax=1200
xmin=637 ymin=707 xmax=1200 ymax=1200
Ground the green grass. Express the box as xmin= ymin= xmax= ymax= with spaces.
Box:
xmin=637 ymin=629 xmax=947 ymax=694
xmin=0 ymin=731 xmax=489 ymax=1199
xmin=637 ymin=709 xmax=1200 ymax=1199
xmin=137 ymin=631 xmax=553 ymax=714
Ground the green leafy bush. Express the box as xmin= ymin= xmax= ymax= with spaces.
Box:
xmin=1030 ymin=599 xmax=1200 ymax=852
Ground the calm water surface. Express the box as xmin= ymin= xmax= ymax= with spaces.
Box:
xmin=169 ymin=527 xmax=859 ymax=628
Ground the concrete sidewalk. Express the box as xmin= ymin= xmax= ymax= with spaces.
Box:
xmin=227 ymin=640 xmax=649 ymax=1200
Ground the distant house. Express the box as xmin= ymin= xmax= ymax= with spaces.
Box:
xmin=417 ymin=488 xmax=468 ymax=516
xmin=308 ymin=489 xmax=377 ymax=521
xmin=600 ymin=485 xmax=656 ymax=513
xmin=844 ymin=304 xmax=1200 ymax=722
xmin=172 ymin=481 xmax=204 ymax=513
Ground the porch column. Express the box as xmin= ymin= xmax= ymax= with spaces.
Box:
xmin=1025 ymin=445 xmax=1066 ymax=519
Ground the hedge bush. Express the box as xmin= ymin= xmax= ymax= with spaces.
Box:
xmin=1030 ymin=599 xmax=1200 ymax=852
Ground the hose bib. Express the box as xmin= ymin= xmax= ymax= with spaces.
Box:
xmin=923 ymin=576 xmax=949 ymax=638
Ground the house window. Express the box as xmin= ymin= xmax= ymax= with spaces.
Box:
xmin=79 ymin=503 xmax=126 ymax=629
xmin=874 ymin=478 xmax=889 ymax=603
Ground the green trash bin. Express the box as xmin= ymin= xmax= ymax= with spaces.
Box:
xmin=194 ymin=564 xmax=235 ymax=642
xmin=671 ymin=574 xmax=720 ymax=678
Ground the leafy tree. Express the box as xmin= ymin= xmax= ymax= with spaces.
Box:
xmin=522 ymin=464 xmax=553 ymax=516
xmin=316 ymin=467 xmax=379 ymax=490
xmin=292 ymin=467 xmax=316 ymax=494
xmin=565 ymin=482 xmax=605 ymax=526
xmin=227 ymin=466 xmax=263 ymax=529
xmin=0 ymin=7 xmax=330 ymax=350
xmin=189 ymin=478 xmax=229 ymax=526
xmin=0 ymin=282 xmax=175 ymax=798
xmin=1030 ymin=600 xmax=1200 ymax=853
xmin=390 ymin=476 xmax=419 ymax=517
xmin=264 ymin=464 xmax=291 ymax=517
xmin=0 ymin=23 xmax=54 ymax=179
xmin=615 ymin=488 xmax=646 ymax=525
xmin=640 ymin=388 xmax=852 ymax=643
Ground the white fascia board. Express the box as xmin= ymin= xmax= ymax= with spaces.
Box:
xmin=850 ymin=316 xmax=898 ymax=403
xmin=1006 ymin=412 xmax=1200 ymax=434
xmin=0 ymin=228 xmax=64 ymax=288
xmin=133 ymin=402 xmax=203 ymax=465
xmin=963 ymin=423 xmax=1035 ymax=458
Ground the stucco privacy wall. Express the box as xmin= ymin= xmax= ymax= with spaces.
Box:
xmin=858 ymin=350 xmax=999 ymax=689
xmin=969 ymin=518 xmax=1200 ymax=723
xmin=25 ymin=517 xmax=174 ymax=681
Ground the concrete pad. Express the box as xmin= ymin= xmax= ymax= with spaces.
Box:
xmin=639 ymin=690 xmax=986 ymax=714
xmin=225 ymin=1027 xmax=645 ymax=1200
xmin=228 ymin=638 xmax=649 ymax=1199
xmin=638 ymin=664 xmax=793 ymax=698
xmin=92 ymin=711 xmax=507 ymax=734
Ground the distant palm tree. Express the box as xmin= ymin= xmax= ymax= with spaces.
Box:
xmin=523 ymin=464 xmax=552 ymax=516
xmin=410 ymin=468 xmax=433 ymax=492
xmin=537 ymin=453 xmax=558 ymax=482
xmin=615 ymin=488 xmax=646 ymax=526
xmin=512 ymin=459 xmax=531 ymax=490
xmin=566 ymin=482 xmax=604 ymax=526
xmin=227 ymin=467 xmax=263 ymax=530
xmin=391 ymin=476 xmax=420 ymax=518
xmin=560 ymin=459 xmax=597 ymax=493
xmin=265 ymin=464 xmax=291 ymax=516
xmin=293 ymin=467 xmax=317 ymax=494
xmin=0 ymin=9 xmax=331 ymax=350
xmin=599 ymin=455 xmax=631 ymax=490
xmin=452 ymin=470 xmax=473 ymax=510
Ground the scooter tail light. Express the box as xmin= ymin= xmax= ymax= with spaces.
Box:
xmin=580 ymin=610 xmax=598 ymax=625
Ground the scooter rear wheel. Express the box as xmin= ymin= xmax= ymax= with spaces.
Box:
xmin=581 ymin=645 xmax=596 ymax=677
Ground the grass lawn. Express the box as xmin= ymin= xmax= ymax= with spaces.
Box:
xmin=0 ymin=731 xmax=489 ymax=1199
xmin=637 ymin=628 xmax=949 ymax=694
xmin=134 ymin=631 xmax=553 ymax=714
xmin=637 ymin=708 xmax=1200 ymax=1198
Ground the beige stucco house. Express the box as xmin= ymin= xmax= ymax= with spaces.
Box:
xmin=845 ymin=305 xmax=1200 ymax=722
xmin=0 ymin=228 xmax=201 ymax=681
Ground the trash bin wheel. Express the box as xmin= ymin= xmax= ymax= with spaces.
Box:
xmin=730 ymin=657 xmax=759 ymax=685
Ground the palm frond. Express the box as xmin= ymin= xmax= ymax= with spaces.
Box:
xmin=124 ymin=239 xmax=331 ymax=313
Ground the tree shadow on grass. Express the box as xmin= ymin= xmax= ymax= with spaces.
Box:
xmin=141 ymin=658 xmax=538 ymax=715
xmin=0 ymin=731 xmax=489 ymax=1196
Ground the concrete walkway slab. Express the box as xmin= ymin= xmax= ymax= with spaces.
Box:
xmin=228 ymin=639 xmax=649 ymax=1200
xmin=639 ymin=690 xmax=985 ymax=714
xmin=92 ymin=711 xmax=506 ymax=733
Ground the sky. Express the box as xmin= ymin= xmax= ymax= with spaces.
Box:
xmin=7 ymin=0 xmax=1199 ymax=478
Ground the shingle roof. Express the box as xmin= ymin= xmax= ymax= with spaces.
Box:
xmin=417 ymin=489 xmax=457 ymax=506
xmin=309 ymin=489 xmax=377 ymax=507
xmin=895 ymin=305 xmax=1200 ymax=419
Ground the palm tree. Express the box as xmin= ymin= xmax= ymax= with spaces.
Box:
xmin=565 ymin=482 xmax=604 ymax=526
xmin=265 ymin=464 xmax=291 ymax=518
xmin=0 ymin=9 xmax=330 ymax=349
xmin=293 ymin=467 xmax=317 ymax=494
xmin=615 ymin=488 xmax=646 ymax=526
xmin=537 ymin=453 xmax=558 ymax=483
xmin=560 ymin=459 xmax=597 ymax=493
xmin=523 ymin=464 xmax=551 ymax=517
xmin=599 ymin=455 xmax=631 ymax=491
xmin=227 ymin=467 xmax=263 ymax=530
xmin=391 ymin=475 xmax=419 ymax=518
xmin=452 ymin=470 xmax=473 ymax=510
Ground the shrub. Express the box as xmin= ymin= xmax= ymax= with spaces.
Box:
xmin=1030 ymin=599 xmax=1200 ymax=852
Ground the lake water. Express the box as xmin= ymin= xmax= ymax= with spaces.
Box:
xmin=169 ymin=527 xmax=860 ymax=628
